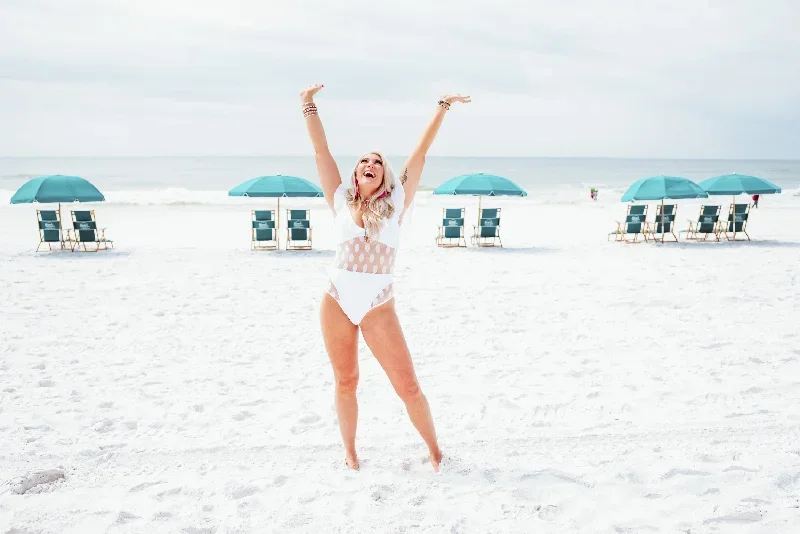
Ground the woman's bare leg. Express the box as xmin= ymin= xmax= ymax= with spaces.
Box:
xmin=320 ymin=293 xmax=360 ymax=469
xmin=360 ymin=300 xmax=442 ymax=471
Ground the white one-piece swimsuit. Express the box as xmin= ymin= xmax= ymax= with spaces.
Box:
xmin=326 ymin=182 xmax=407 ymax=325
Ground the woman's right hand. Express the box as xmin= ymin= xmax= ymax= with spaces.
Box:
xmin=300 ymin=83 xmax=324 ymax=104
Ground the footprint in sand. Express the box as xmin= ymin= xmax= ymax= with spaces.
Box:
xmin=129 ymin=481 xmax=165 ymax=493
xmin=227 ymin=484 xmax=260 ymax=500
xmin=116 ymin=511 xmax=139 ymax=524
xmin=182 ymin=526 xmax=219 ymax=534
xmin=660 ymin=468 xmax=711 ymax=480
xmin=273 ymin=475 xmax=287 ymax=487
xmin=290 ymin=413 xmax=323 ymax=434
xmin=369 ymin=484 xmax=394 ymax=502
xmin=537 ymin=505 xmax=560 ymax=521
xmin=8 ymin=469 xmax=65 ymax=495
xmin=520 ymin=469 xmax=590 ymax=488
xmin=483 ymin=468 xmax=500 ymax=483
xmin=703 ymin=512 xmax=762 ymax=524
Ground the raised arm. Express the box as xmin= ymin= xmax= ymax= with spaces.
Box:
xmin=399 ymin=93 xmax=471 ymax=210
xmin=300 ymin=84 xmax=342 ymax=210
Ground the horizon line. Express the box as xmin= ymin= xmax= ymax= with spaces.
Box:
xmin=2 ymin=155 xmax=799 ymax=161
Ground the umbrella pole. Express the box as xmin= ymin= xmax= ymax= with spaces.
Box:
xmin=477 ymin=195 xmax=482 ymax=245
xmin=277 ymin=197 xmax=281 ymax=250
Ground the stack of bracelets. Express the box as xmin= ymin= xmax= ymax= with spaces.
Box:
xmin=302 ymin=102 xmax=318 ymax=118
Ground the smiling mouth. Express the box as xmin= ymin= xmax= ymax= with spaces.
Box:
xmin=364 ymin=171 xmax=375 ymax=179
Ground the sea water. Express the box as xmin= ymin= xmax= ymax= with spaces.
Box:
xmin=2 ymin=156 xmax=799 ymax=205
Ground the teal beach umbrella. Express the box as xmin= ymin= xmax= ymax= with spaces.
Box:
xmin=228 ymin=174 xmax=323 ymax=230
xmin=433 ymin=172 xmax=527 ymax=216
xmin=699 ymin=173 xmax=781 ymax=196
xmin=620 ymin=175 xmax=708 ymax=202
xmin=10 ymin=174 xmax=105 ymax=204
xmin=228 ymin=175 xmax=323 ymax=198
xmin=433 ymin=173 xmax=527 ymax=197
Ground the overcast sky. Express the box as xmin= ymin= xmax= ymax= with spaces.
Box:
xmin=1 ymin=0 xmax=798 ymax=158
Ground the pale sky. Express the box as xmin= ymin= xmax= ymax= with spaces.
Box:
xmin=1 ymin=0 xmax=798 ymax=158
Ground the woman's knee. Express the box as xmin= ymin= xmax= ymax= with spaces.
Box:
xmin=394 ymin=378 xmax=421 ymax=402
xmin=335 ymin=372 xmax=359 ymax=394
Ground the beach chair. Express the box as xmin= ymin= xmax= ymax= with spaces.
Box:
xmin=645 ymin=204 xmax=678 ymax=243
xmin=286 ymin=209 xmax=312 ymax=250
xmin=251 ymin=210 xmax=277 ymax=251
xmin=608 ymin=204 xmax=647 ymax=243
xmin=68 ymin=210 xmax=113 ymax=252
xmin=722 ymin=203 xmax=751 ymax=241
xmin=680 ymin=205 xmax=721 ymax=241
xmin=35 ymin=209 xmax=66 ymax=251
xmin=436 ymin=208 xmax=467 ymax=248
xmin=471 ymin=208 xmax=502 ymax=247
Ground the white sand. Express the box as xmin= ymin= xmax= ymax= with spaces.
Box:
xmin=2 ymin=190 xmax=800 ymax=533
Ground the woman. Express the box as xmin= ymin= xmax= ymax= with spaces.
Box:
xmin=300 ymin=83 xmax=470 ymax=472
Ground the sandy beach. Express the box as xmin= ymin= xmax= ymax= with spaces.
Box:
xmin=2 ymin=190 xmax=800 ymax=533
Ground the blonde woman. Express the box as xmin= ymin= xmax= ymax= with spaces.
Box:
xmin=301 ymin=84 xmax=470 ymax=471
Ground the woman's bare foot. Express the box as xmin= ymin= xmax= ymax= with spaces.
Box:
xmin=345 ymin=453 xmax=359 ymax=470
xmin=430 ymin=449 xmax=442 ymax=472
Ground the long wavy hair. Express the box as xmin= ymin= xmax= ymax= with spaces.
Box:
xmin=344 ymin=151 xmax=396 ymax=239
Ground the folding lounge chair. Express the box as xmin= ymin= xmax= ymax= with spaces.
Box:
xmin=646 ymin=204 xmax=678 ymax=243
xmin=36 ymin=209 xmax=66 ymax=251
xmin=722 ymin=203 xmax=751 ymax=241
xmin=608 ymin=204 xmax=647 ymax=243
xmin=436 ymin=208 xmax=467 ymax=248
xmin=471 ymin=208 xmax=502 ymax=247
xmin=251 ymin=210 xmax=278 ymax=251
xmin=68 ymin=210 xmax=114 ymax=252
xmin=680 ymin=205 xmax=721 ymax=241
xmin=286 ymin=209 xmax=312 ymax=250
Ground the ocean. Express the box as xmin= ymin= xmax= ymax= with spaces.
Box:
xmin=2 ymin=156 xmax=799 ymax=205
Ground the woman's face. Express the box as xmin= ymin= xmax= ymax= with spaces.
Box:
xmin=355 ymin=153 xmax=385 ymax=197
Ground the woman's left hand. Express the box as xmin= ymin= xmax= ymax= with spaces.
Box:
xmin=440 ymin=94 xmax=472 ymax=105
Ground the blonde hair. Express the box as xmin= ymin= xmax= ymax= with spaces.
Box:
xmin=344 ymin=151 xmax=396 ymax=239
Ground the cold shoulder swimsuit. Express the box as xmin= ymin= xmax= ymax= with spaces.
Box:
xmin=326 ymin=182 xmax=406 ymax=325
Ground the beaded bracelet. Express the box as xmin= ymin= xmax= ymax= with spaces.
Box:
xmin=302 ymin=102 xmax=318 ymax=117
xmin=437 ymin=100 xmax=451 ymax=110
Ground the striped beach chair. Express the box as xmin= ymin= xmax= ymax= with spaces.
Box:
xmin=436 ymin=208 xmax=467 ymax=248
xmin=609 ymin=204 xmax=647 ymax=243
xmin=36 ymin=209 xmax=66 ymax=251
xmin=471 ymin=208 xmax=502 ymax=247
xmin=286 ymin=209 xmax=312 ymax=250
xmin=68 ymin=210 xmax=113 ymax=252
xmin=251 ymin=210 xmax=277 ymax=250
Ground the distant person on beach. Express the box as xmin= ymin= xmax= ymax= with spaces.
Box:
xmin=300 ymin=83 xmax=471 ymax=472
xmin=752 ymin=194 xmax=760 ymax=208
xmin=590 ymin=187 xmax=598 ymax=201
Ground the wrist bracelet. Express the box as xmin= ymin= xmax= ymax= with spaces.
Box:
xmin=437 ymin=100 xmax=451 ymax=110
xmin=302 ymin=102 xmax=318 ymax=117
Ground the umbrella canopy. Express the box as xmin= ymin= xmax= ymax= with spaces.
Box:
xmin=699 ymin=173 xmax=782 ymax=196
xmin=433 ymin=173 xmax=527 ymax=197
xmin=228 ymin=175 xmax=323 ymax=197
xmin=621 ymin=175 xmax=708 ymax=202
xmin=10 ymin=174 xmax=105 ymax=204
